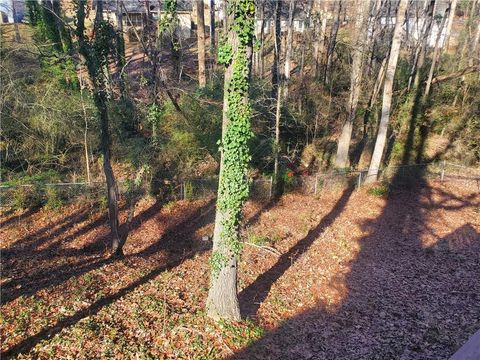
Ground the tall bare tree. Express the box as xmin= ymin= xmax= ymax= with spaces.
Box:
xmin=283 ymin=0 xmax=295 ymax=97
xmin=424 ymin=6 xmax=449 ymax=99
xmin=313 ymin=1 xmax=327 ymax=78
xmin=334 ymin=0 xmax=371 ymax=168
xmin=76 ymin=0 xmax=123 ymax=255
xmin=324 ymin=0 xmax=342 ymax=85
xmin=444 ymin=0 xmax=458 ymax=51
xmin=210 ymin=0 xmax=216 ymax=51
xmin=10 ymin=0 xmax=21 ymax=42
xmin=196 ymin=0 xmax=207 ymax=87
xmin=366 ymin=0 xmax=408 ymax=183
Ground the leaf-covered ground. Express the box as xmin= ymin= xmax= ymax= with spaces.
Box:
xmin=1 ymin=180 xmax=479 ymax=359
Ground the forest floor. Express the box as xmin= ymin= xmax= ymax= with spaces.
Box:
xmin=1 ymin=180 xmax=479 ymax=359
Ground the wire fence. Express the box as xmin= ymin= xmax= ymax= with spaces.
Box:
xmin=1 ymin=162 xmax=478 ymax=209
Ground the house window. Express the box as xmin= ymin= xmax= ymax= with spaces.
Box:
xmin=124 ymin=13 xmax=143 ymax=27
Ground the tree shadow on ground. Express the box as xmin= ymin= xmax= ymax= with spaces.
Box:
xmin=0 ymin=206 xmax=42 ymax=228
xmin=0 ymin=198 xmax=215 ymax=305
xmin=1 ymin=199 xmax=217 ymax=358
xmin=239 ymin=185 xmax=355 ymax=318
xmin=234 ymin=169 xmax=480 ymax=359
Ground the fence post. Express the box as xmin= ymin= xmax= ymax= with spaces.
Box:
xmin=440 ymin=160 xmax=446 ymax=182
xmin=269 ymin=176 xmax=273 ymax=198
xmin=314 ymin=174 xmax=319 ymax=195
xmin=357 ymin=172 xmax=362 ymax=190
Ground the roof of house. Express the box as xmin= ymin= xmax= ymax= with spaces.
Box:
xmin=102 ymin=0 xmax=193 ymax=13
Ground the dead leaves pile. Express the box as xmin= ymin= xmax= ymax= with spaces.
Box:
xmin=1 ymin=181 xmax=479 ymax=359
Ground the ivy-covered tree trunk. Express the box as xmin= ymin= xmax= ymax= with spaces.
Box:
xmin=207 ymin=0 xmax=255 ymax=320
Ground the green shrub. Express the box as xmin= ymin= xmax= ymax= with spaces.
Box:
xmin=248 ymin=233 xmax=270 ymax=246
xmin=183 ymin=181 xmax=194 ymax=200
xmin=367 ymin=185 xmax=389 ymax=197
xmin=98 ymin=194 xmax=108 ymax=209
xmin=282 ymin=170 xmax=296 ymax=191
xmin=45 ymin=187 xmax=64 ymax=209
xmin=11 ymin=185 xmax=44 ymax=210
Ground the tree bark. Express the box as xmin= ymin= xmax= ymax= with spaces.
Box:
xmin=407 ymin=0 xmax=435 ymax=91
xmin=76 ymin=0 xmax=123 ymax=255
xmin=324 ymin=0 xmax=342 ymax=85
xmin=283 ymin=0 xmax=295 ymax=97
xmin=335 ymin=0 xmax=370 ymax=168
xmin=115 ymin=0 xmax=125 ymax=71
xmin=79 ymin=72 xmax=91 ymax=184
xmin=444 ymin=0 xmax=457 ymax=51
xmin=207 ymin=36 xmax=252 ymax=321
xmin=424 ymin=7 xmax=449 ymax=99
xmin=299 ymin=0 xmax=313 ymax=81
xmin=313 ymin=1 xmax=327 ymax=78
xmin=366 ymin=0 xmax=408 ymax=183
xmin=210 ymin=0 xmax=216 ymax=52
xmin=196 ymin=0 xmax=207 ymax=87
xmin=273 ymin=84 xmax=282 ymax=188
xmin=11 ymin=0 xmax=21 ymax=42
xmin=271 ymin=0 xmax=282 ymax=98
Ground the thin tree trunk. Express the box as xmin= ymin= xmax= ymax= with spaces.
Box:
xmin=335 ymin=0 xmax=370 ymax=168
xmin=407 ymin=0 xmax=435 ymax=91
xmin=444 ymin=0 xmax=457 ymax=51
xmin=97 ymin=96 xmax=122 ymax=255
xmin=271 ymin=0 xmax=282 ymax=98
xmin=196 ymin=0 xmax=207 ymax=87
xmin=223 ymin=0 xmax=228 ymax=33
xmin=259 ymin=1 xmax=265 ymax=77
xmin=324 ymin=0 xmax=342 ymax=85
xmin=273 ymin=84 xmax=282 ymax=188
xmin=363 ymin=56 xmax=387 ymax=135
xmin=115 ymin=0 xmax=125 ymax=71
xmin=79 ymin=72 xmax=91 ymax=183
xmin=11 ymin=0 xmax=21 ymax=42
xmin=210 ymin=0 xmax=216 ymax=52
xmin=299 ymin=0 xmax=313 ymax=81
xmin=313 ymin=0 xmax=327 ymax=79
xmin=366 ymin=0 xmax=408 ymax=183
xmin=424 ymin=7 xmax=449 ymax=99
xmin=413 ymin=0 xmax=435 ymax=90
xmin=283 ymin=0 xmax=295 ymax=98
xmin=95 ymin=0 xmax=103 ymax=26
xmin=468 ymin=20 xmax=480 ymax=67
xmin=76 ymin=0 xmax=123 ymax=255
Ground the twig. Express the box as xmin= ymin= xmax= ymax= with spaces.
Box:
xmin=244 ymin=242 xmax=281 ymax=256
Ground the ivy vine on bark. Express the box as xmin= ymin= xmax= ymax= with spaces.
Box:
xmin=210 ymin=0 xmax=255 ymax=276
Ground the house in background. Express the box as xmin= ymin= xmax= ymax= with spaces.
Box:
xmin=0 ymin=10 xmax=8 ymax=24
xmin=0 ymin=0 xmax=25 ymax=23
xmin=99 ymin=0 xmax=219 ymax=40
